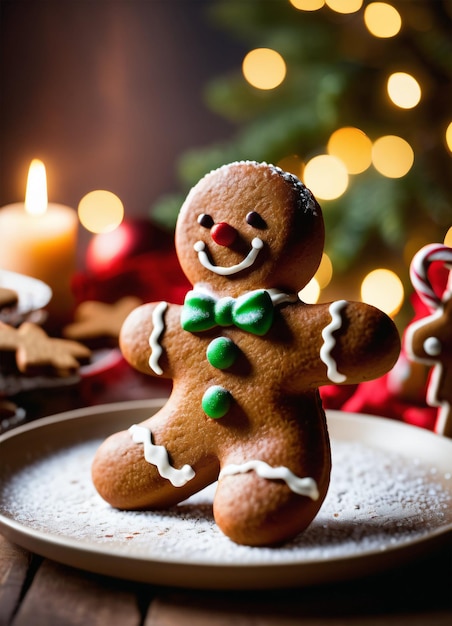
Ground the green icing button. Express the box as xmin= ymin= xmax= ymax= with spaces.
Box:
xmin=202 ymin=385 xmax=232 ymax=419
xmin=206 ymin=337 xmax=239 ymax=370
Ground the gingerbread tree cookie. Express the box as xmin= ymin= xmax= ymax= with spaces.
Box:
xmin=92 ymin=162 xmax=400 ymax=546
xmin=406 ymin=243 xmax=452 ymax=438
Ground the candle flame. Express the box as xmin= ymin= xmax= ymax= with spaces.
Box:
xmin=25 ymin=159 xmax=48 ymax=216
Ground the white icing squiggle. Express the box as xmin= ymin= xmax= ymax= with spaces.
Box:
xmin=320 ymin=300 xmax=347 ymax=383
xmin=149 ymin=301 xmax=168 ymax=375
xmin=194 ymin=237 xmax=263 ymax=276
xmin=219 ymin=460 xmax=319 ymax=500
xmin=129 ymin=424 xmax=195 ymax=487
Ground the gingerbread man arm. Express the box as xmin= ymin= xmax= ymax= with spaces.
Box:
xmin=321 ymin=301 xmax=401 ymax=385
xmin=120 ymin=301 xmax=182 ymax=379
xmin=282 ymin=301 xmax=400 ymax=390
xmin=405 ymin=295 xmax=452 ymax=365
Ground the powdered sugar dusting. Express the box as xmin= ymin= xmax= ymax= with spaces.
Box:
xmin=1 ymin=439 xmax=451 ymax=565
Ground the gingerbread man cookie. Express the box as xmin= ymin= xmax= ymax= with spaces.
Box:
xmin=405 ymin=243 xmax=452 ymax=438
xmin=92 ymin=162 xmax=400 ymax=546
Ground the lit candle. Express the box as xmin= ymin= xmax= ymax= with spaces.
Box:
xmin=0 ymin=159 xmax=78 ymax=323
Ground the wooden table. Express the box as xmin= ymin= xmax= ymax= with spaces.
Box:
xmin=1 ymin=362 xmax=451 ymax=626
xmin=1 ymin=534 xmax=451 ymax=626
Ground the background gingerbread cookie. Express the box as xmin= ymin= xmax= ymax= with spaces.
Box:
xmin=0 ymin=321 xmax=91 ymax=377
xmin=405 ymin=243 xmax=452 ymax=438
xmin=0 ymin=287 xmax=18 ymax=310
xmin=63 ymin=296 xmax=142 ymax=347
xmin=92 ymin=162 xmax=400 ymax=546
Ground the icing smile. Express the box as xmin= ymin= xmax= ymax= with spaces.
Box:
xmin=194 ymin=237 xmax=264 ymax=276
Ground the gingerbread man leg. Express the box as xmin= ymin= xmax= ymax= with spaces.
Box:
xmin=213 ymin=394 xmax=331 ymax=546
xmin=92 ymin=407 xmax=219 ymax=509
xmin=214 ymin=470 xmax=324 ymax=547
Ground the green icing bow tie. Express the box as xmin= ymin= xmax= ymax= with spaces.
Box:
xmin=181 ymin=289 xmax=274 ymax=336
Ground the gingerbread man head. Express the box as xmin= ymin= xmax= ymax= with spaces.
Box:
xmin=175 ymin=161 xmax=324 ymax=297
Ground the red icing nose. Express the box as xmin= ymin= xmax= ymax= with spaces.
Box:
xmin=211 ymin=222 xmax=237 ymax=247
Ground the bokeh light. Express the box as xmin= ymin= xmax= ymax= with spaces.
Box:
xmin=290 ymin=0 xmax=325 ymax=9
xmin=242 ymin=48 xmax=286 ymax=90
xmin=303 ymin=155 xmax=348 ymax=200
xmin=327 ymin=127 xmax=372 ymax=174
xmin=364 ymin=2 xmax=402 ymax=38
xmin=360 ymin=268 xmax=404 ymax=317
xmin=277 ymin=154 xmax=304 ymax=178
xmin=298 ymin=278 xmax=321 ymax=304
xmin=387 ymin=72 xmax=421 ymax=109
xmin=87 ymin=226 xmax=131 ymax=272
xmin=78 ymin=190 xmax=124 ymax=234
xmin=314 ymin=253 xmax=333 ymax=289
xmin=444 ymin=227 xmax=452 ymax=247
xmin=446 ymin=121 xmax=452 ymax=153
xmin=372 ymin=135 xmax=414 ymax=178
xmin=326 ymin=0 xmax=363 ymax=13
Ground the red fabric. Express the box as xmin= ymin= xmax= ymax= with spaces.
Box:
xmin=72 ymin=250 xmax=190 ymax=307
xmin=320 ymin=375 xmax=437 ymax=431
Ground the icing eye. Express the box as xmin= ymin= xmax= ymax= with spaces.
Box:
xmin=197 ymin=213 xmax=214 ymax=229
xmin=246 ymin=211 xmax=266 ymax=229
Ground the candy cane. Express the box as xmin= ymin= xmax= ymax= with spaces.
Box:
xmin=409 ymin=243 xmax=452 ymax=311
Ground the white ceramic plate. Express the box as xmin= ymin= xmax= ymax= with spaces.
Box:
xmin=0 ymin=269 xmax=52 ymax=324
xmin=0 ymin=400 xmax=451 ymax=590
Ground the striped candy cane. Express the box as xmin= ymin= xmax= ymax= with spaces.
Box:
xmin=409 ymin=243 xmax=452 ymax=311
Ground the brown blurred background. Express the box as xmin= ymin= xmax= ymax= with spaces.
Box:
xmin=0 ymin=0 xmax=242 ymax=215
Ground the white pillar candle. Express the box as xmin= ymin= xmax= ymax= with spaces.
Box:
xmin=0 ymin=160 xmax=78 ymax=323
